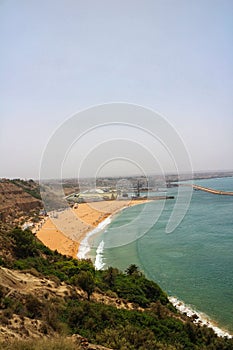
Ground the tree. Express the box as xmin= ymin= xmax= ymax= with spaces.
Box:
xmin=103 ymin=267 xmax=119 ymax=288
xmin=77 ymin=271 xmax=95 ymax=300
xmin=125 ymin=264 xmax=141 ymax=277
xmin=10 ymin=228 xmax=38 ymax=258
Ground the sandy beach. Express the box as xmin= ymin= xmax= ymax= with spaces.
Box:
xmin=36 ymin=199 xmax=149 ymax=258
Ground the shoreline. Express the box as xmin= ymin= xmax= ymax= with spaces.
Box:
xmin=77 ymin=214 xmax=112 ymax=260
xmin=169 ymin=296 xmax=232 ymax=339
xmin=36 ymin=199 xmax=150 ymax=259
xmin=77 ymin=204 xmax=131 ymax=264
xmin=35 ymin=199 xmax=232 ymax=339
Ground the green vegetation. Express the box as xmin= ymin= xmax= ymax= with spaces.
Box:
xmin=1 ymin=228 xmax=233 ymax=349
xmin=10 ymin=227 xmax=40 ymax=258
xmin=75 ymin=270 xmax=95 ymax=300
xmin=11 ymin=178 xmax=42 ymax=200
xmin=100 ymin=266 xmax=169 ymax=307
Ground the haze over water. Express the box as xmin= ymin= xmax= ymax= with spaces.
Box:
xmin=90 ymin=177 xmax=233 ymax=334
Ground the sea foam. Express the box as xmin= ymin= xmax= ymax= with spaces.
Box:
xmin=77 ymin=216 xmax=112 ymax=260
xmin=94 ymin=240 xmax=105 ymax=270
xmin=169 ymin=296 xmax=232 ymax=339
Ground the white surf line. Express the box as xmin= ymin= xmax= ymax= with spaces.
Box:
xmin=77 ymin=201 xmax=148 ymax=261
xmin=169 ymin=296 xmax=232 ymax=339
xmin=94 ymin=240 xmax=105 ymax=270
xmin=77 ymin=216 xmax=112 ymax=260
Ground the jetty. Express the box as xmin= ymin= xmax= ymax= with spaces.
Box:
xmin=182 ymin=184 xmax=233 ymax=196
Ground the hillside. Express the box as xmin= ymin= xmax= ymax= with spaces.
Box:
xmin=0 ymin=179 xmax=42 ymax=227
xmin=0 ymin=266 xmax=112 ymax=350
xmin=0 ymin=179 xmax=233 ymax=349
xmin=0 ymin=226 xmax=233 ymax=349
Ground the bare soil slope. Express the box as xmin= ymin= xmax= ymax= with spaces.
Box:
xmin=0 ymin=180 xmax=42 ymax=226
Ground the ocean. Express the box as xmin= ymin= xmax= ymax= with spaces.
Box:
xmin=86 ymin=177 xmax=233 ymax=335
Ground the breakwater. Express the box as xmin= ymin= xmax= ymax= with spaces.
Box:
xmin=182 ymin=184 xmax=233 ymax=196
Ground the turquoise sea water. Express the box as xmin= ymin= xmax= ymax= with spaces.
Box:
xmin=89 ymin=177 xmax=233 ymax=334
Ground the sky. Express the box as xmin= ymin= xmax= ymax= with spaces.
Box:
xmin=0 ymin=0 xmax=233 ymax=179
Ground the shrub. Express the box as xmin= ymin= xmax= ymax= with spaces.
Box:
xmin=76 ymin=271 xmax=95 ymax=300
xmin=10 ymin=228 xmax=38 ymax=258
xmin=25 ymin=294 xmax=43 ymax=318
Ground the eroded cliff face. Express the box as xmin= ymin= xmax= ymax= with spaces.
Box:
xmin=0 ymin=266 xmax=114 ymax=349
xmin=0 ymin=180 xmax=42 ymax=225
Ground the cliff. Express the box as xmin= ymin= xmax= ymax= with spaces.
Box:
xmin=0 ymin=179 xmax=42 ymax=226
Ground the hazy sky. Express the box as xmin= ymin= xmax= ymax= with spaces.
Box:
xmin=1 ymin=0 xmax=233 ymax=179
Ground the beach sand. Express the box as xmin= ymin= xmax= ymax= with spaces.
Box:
xmin=36 ymin=199 xmax=149 ymax=258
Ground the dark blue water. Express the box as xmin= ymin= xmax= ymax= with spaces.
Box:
xmin=91 ymin=177 xmax=233 ymax=334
